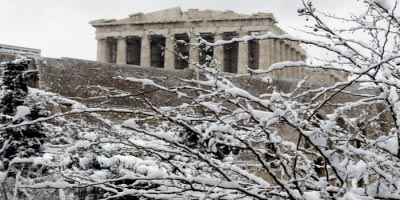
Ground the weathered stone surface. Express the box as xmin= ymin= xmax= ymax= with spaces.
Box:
xmin=37 ymin=57 xmax=195 ymax=108
xmin=35 ymin=57 xmax=345 ymax=109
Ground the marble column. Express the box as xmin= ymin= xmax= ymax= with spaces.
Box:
xmin=302 ymin=55 xmax=307 ymax=61
xmin=276 ymin=40 xmax=283 ymax=62
xmin=116 ymin=37 xmax=127 ymax=64
xmin=288 ymin=48 xmax=296 ymax=78
xmin=213 ymin=33 xmax=224 ymax=71
xmin=285 ymin=44 xmax=291 ymax=61
xmin=279 ymin=40 xmax=286 ymax=62
xmin=164 ymin=35 xmax=175 ymax=69
xmin=268 ymin=39 xmax=276 ymax=69
xmin=290 ymin=48 xmax=296 ymax=61
xmin=140 ymin=35 xmax=151 ymax=67
xmin=296 ymin=52 xmax=304 ymax=79
xmin=284 ymin=44 xmax=291 ymax=77
xmin=96 ymin=39 xmax=108 ymax=63
xmin=279 ymin=41 xmax=287 ymax=78
xmin=259 ymin=36 xmax=271 ymax=71
xmin=296 ymin=52 xmax=302 ymax=61
xmin=237 ymin=32 xmax=249 ymax=74
xmin=274 ymin=40 xmax=282 ymax=78
xmin=189 ymin=34 xmax=199 ymax=69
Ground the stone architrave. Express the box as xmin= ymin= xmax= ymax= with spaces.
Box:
xmin=140 ymin=35 xmax=151 ymax=67
xmin=116 ymin=37 xmax=127 ymax=64
xmin=237 ymin=32 xmax=249 ymax=74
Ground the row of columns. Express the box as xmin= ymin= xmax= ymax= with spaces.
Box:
xmin=96 ymin=32 xmax=306 ymax=75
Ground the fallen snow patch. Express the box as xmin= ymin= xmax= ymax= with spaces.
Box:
xmin=13 ymin=106 xmax=30 ymax=120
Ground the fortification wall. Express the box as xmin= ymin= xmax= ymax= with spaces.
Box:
xmin=0 ymin=54 xmax=350 ymax=108
xmin=37 ymin=57 xmax=196 ymax=108
xmin=35 ymin=57 xmax=351 ymax=108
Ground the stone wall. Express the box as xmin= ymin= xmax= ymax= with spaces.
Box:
xmin=37 ymin=57 xmax=196 ymax=108
xmin=36 ymin=57 xmax=346 ymax=108
xmin=0 ymin=53 xmax=348 ymax=107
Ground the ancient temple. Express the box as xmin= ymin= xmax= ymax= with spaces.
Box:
xmin=90 ymin=7 xmax=306 ymax=74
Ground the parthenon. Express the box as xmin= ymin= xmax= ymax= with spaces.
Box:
xmin=90 ymin=7 xmax=307 ymax=75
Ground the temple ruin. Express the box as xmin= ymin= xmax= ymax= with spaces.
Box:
xmin=90 ymin=7 xmax=307 ymax=75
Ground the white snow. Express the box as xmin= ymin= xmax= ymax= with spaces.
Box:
xmin=24 ymin=181 xmax=73 ymax=189
xmin=120 ymin=76 xmax=167 ymax=90
xmin=376 ymin=136 xmax=398 ymax=155
xmin=125 ymin=77 xmax=155 ymax=87
xmin=122 ymin=119 xmax=137 ymax=129
xmin=371 ymin=0 xmax=391 ymax=10
xmin=200 ymin=102 xmax=222 ymax=113
xmin=13 ymin=105 xmax=30 ymax=120
xmin=82 ymin=132 xmax=98 ymax=141
xmin=302 ymin=191 xmax=322 ymax=200
xmin=267 ymin=61 xmax=305 ymax=72
xmin=0 ymin=171 xmax=7 ymax=184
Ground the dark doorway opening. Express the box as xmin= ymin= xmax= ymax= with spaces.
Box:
xmin=150 ymin=35 xmax=166 ymax=68
xmin=107 ymin=37 xmax=117 ymax=63
xmin=223 ymin=32 xmax=239 ymax=73
xmin=199 ymin=33 xmax=214 ymax=65
xmin=248 ymin=39 xmax=259 ymax=70
xmin=174 ymin=33 xmax=190 ymax=69
xmin=126 ymin=36 xmax=141 ymax=65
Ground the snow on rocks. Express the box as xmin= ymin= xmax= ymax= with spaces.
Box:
xmin=13 ymin=105 xmax=30 ymax=120
xmin=122 ymin=119 xmax=137 ymax=129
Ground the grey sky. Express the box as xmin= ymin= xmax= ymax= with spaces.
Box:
xmin=0 ymin=0 xmax=362 ymax=60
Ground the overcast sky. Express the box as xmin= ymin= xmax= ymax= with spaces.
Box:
xmin=0 ymin=0 xmax=362 ymax=60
